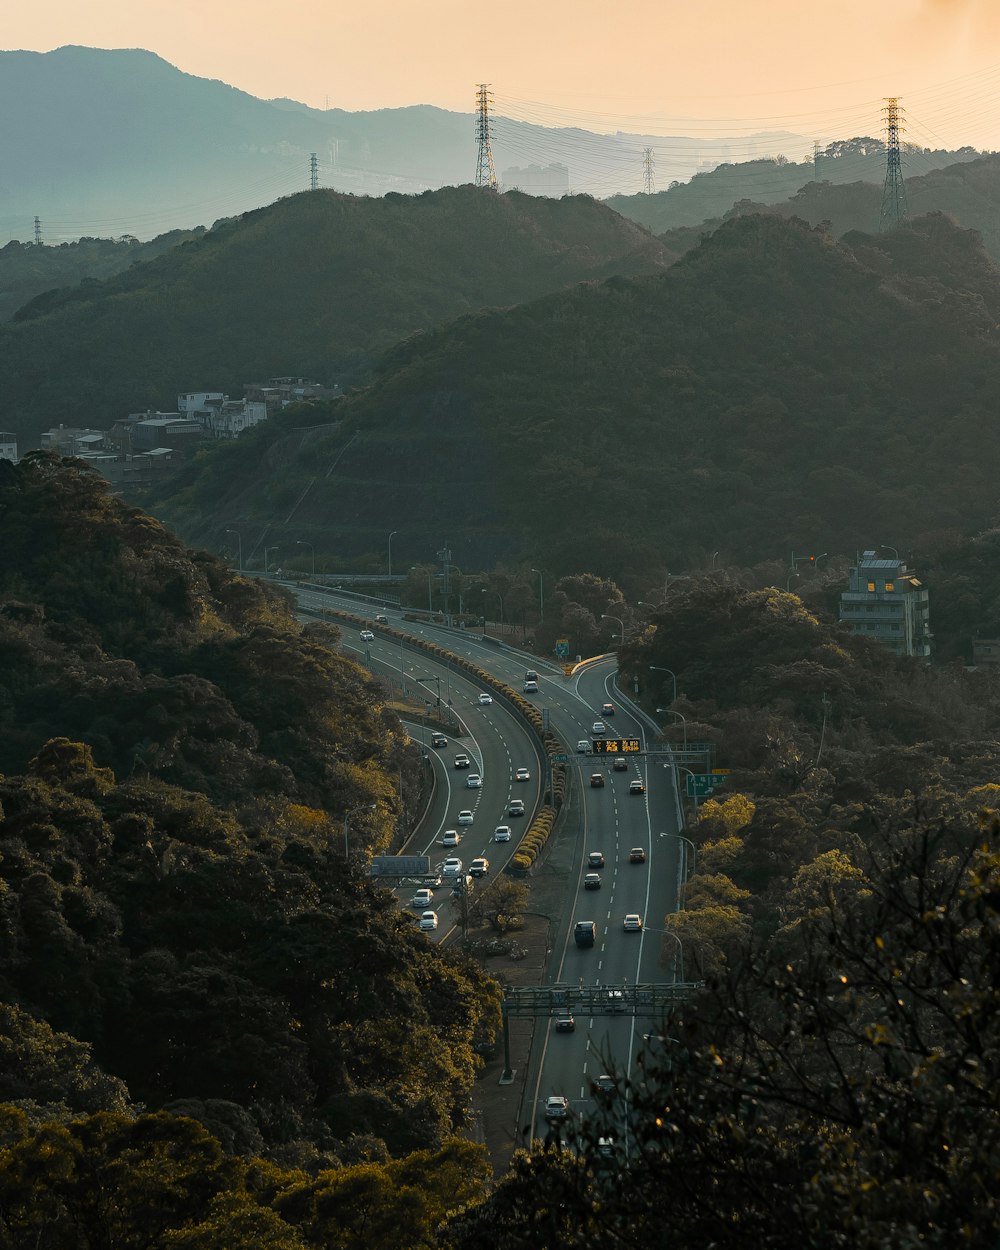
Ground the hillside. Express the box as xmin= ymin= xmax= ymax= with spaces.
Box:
xmin=150 ymin=211 xmax=1000 ymax=575
xmin=606 ymin=137 xmax=984 ymax=234
xmin=0 ymin=185 xmax=670 ymax=445
xmin=0 ymin=228 xmax=203 ymax=322
xmin=0 ymin=452 xmax=498 ymax=1168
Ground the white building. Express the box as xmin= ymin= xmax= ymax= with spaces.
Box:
xmin=0 ymin=432 xmax=17 ymax=462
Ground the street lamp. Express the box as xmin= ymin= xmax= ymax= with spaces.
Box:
xmin=388 ymin=530 xmax=398 ymax=577
xmin=225 ymin=528 xmax=242 ymax=572
xmin=649 ymin=665 xmax=677 ymax=704
xmin=296 ymin=539 xmax=315 ymax=577
xmin=265 ymin=545 xmax=280 ymax=574
xmin=481 ymin=588 xmax=504 ymax=635
xmin=341 ymin=801 xmax=377 ymax=858
xmin=601 ymin=613 xmax=625 ymax=645
xmin=531 ymin=568 xmax=544 ymax=620
xmin=662 ymin=929 xmax=685 ymax=981
xmin=674 ymin=765 xmax=700 ymax=821
xmin=880 ymin=544 xmax=899 ymax=560
xmin=411 ymin=566 xmax=434 ymax=613
xmin=711 ymin=550 xmax=720 ymax=569
xmin=656 ymin=707 xmax=687 ymax=750
xmin=664 ymin=832 xmax=697 ymax=881
xmin=785 ymin=571 xmax=800 ymax=592
xmin=416 ymin=675 xmax=441 ymax=707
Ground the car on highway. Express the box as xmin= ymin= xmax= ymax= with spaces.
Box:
xmin=478 ymin=692 xmax=494 ymax=705
xmin=583 ymin=872 xmax=602 ymax=890
xmin=592 ymin=721 xmax=607 ymax=735
xmin=577 ymin=739 xmax=591 ymax=753
xmin=554 ymin=1014 xmax=576 ymax=1033
xmin=601 ymin=702 xmax=615 ymax=716
xmin=629 ymin=779 xmax=646 ymax=794
xmin=574 ymin=920 xmax=597 ymax=947
xmin=411 ymin=888 xmax=434 ymax=908
xmin=623 ymin=914 xmax=643 ymax=932
xmin=442 ymin=830 xmax=461 ymax=847
xmin=523 ymin=680 xmax=539 ymax=693
xmin=508 ymin=799 xmax=525 ymax=817
xmin=595 ymin=1074 xmax=616 ymax=1095
xmin=431 ymin=733 xmax=448 ymax=748
xmin=590 ymin=773 xmax=605 ymax=788
xmin=587 ymin=851 xmax=605 ymax=868
xmin=629 ymin=847 xmax=647 ymax=863
xmin=457 ymin=810 xmax=475 ymax=825
xmin=494 ymin=825 xmax=512 ymax=842
xmin=441 ymin=857 xmax=463 ymax=876
xmin=525 ymin=670 xmax=539 ymax=683
xmin=419 ymin=910 xmax=439 ymax=931
xmin=466 ymin=773 xmax=482 ymax=788
xmin=469 ymin=857 xmax=489 ymax=877
xmin=545 ymin=1095 xmax=569 ymax=1121
xmin=454 ymin=754 xmax=471 ymax=769
xmin=514 ymin=767 xmax=530 ymax=782
xmin=359 ymin=629 xmax=375 ymax=641
xmin=374 ymin=613 xmax=388 ymax=624
xmin=612 ymin=757 xmax=628 ymax=771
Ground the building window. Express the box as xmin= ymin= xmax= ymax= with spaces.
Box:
xmin=867 ymin=581 xmax=876 ymax=592
xmin=885 ymin=581 xmax=895 ymax=592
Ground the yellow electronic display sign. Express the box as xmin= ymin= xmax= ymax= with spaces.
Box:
xmin=592 ymin=738 xmax=642 ymax=754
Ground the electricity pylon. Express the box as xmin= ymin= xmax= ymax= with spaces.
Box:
xmin=879 ymin=98 xmax=907 ymax=231
xmin=475 ymin=84 xmax=498 ymax=190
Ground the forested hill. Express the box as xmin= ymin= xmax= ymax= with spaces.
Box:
xmin=0 ymin=453 xmax=499 ymax=1177
xmin=606 ymin=137 xmax=983 ymax=234
xmin=1 ymin=186 xmax=670 ymax=445
xmin=152 ymin=211 xmax=1000 ymax=576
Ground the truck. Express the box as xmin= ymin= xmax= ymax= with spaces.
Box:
xmin=574 ymin=920 xmax=597 ymax=948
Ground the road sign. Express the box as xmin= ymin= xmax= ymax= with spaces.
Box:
xmin=592 ymin=737 xmax=641 ymax=755
xmin=555 ymin=639 xmax=570 ymax=658
xmin=685 ymin=773 xmax=727 ymax=798
xmin=550 ymin=754 xmax=570 ymax=763
xmin=370 ymin=855 xmax=430 ymax=877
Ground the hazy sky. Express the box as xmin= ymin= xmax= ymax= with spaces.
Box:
xmin=7 ymin=0 xmax=1000 ymax=149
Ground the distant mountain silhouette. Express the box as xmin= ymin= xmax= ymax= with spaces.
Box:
xmin=0 ymin=46 xmax=805 ymax=240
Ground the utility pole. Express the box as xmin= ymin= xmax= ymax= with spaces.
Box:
xmin=33 ymin=216 xmax=41 ymax=246
xmin=642 ymin=147 xmax=655 ymax=195
xmin=879 ymin=98 xmax=907 ymax=231
xmin=309 ymin=153 xmax=318 ymax=191
xmin=813 ymin=139 xmax=820 ymax=179
xmin=475 ymin=84 xmax=498 ymax=191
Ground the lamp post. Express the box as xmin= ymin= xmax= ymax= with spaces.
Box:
xmin=225 ymin=528 xmax=242 ymax=572
xmin=296 ymin=540 xmax=315 ymax=577
xmin=481 ymin=588 xmax=504 ymax=635
xmin=785 ymin=571 xmax=800 ymax=592
xmin=665 ymin=832 xmax=697 ymax=881
xmin=412 ymin=566 xmax=434 ymax=613
xmin=675 ymin=765 xmax=700 ymax=821
xmin=531 ymin=568 xmax=544 ymax=621
xmin=880 ymin=544 xmax=899 ymax=560
xmin=711 ymin=550 xmax=720 ymax=569
xmin=662 ymin=929 xmax=685 ymax=981
xmin=388 ymin=530 xmax=398 ymax=577
xmin=341 ymin=802 xmax=376 ymax=859
xmin=265 ymin=545 xmax=280 ymax=574
xmin=416 ymin=675 xmax=441 ymax=708
xmin=649 ymin=665 xmax=677 ymax=704
xmin=656 ymin=707 xmax=687 ymax=750
xmin=601 ymin=613 xmax=625 ymax=646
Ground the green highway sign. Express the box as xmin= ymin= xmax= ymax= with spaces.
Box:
xmin=550 ymin=754 xmax=570 ymax=763
xmin=686 ymin=773 xmax=727 ymax=798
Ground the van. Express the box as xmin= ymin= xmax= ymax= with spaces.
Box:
xmin=574 ymin=920 xmax=597 ymax=948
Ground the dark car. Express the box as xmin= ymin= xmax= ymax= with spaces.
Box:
xmin=587 ymin=852 xmax=605 ymax=869
xmin=554 ymin=1014 xmax=576 ymax=1033
xmin=612 ymin=757 xmax=628 ymax=771
xmin=583 ymin=872 xmax=602 ymax=890
xmin=590 ymin=773 xmax=605 ymax=788
xmin=431 ymin=733 xmax=448 ymax=748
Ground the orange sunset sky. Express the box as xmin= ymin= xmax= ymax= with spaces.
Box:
xmin=7 ymin=0 xmax=1000 ymax=150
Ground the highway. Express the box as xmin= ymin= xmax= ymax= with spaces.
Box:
xmin=288 ymin=585 xmax=686 ymax=1144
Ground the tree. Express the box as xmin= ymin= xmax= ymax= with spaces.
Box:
xmin=468 ymin=877 xmax=530 ymax=934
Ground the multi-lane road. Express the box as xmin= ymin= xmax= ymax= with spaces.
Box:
xmin=289 ymin=585 xmax=687 ymax=1144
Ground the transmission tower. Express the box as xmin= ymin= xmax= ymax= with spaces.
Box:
xmin=475 ymin=84 xmax=498 ymax=190
xmin=309 ymin=153 xmax=318 ymax=191
xmin=642 ymin=147 xmax=655 ymax=195
xmin=33 ymin=216 xmax=41 ymax=246
xmin=813 ymin=140 xmax=821 ymax=180
xmin=879 ymin=97 xmax=908 ymax=231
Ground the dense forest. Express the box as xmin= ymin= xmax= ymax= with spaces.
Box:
xmin=0 ymin=186 xmax=671 ymax=444
xmin=0 ymin=229 xmax=203 ymax=323
xmin=149 ymin=210 xmax=1000 ymax=577
xmin=0 ymin=454 xmax=502 ymax=1242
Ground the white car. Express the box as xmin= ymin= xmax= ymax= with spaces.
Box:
xmin=360 ymin=629 xmax=375 ymax=642
xmin=442 ymin=830 xmax=461 ymax=847
xmin=457 ymin=810 xmax=475 ymax=826
xmin=419 ymin=910 xmax=439 ymax=931
xmin=478 ymin=692 xmax=494 ymax=705
xmin=592 ymin=721 xmax=607 ymax=735
xmin=442 ymin=857 xmax=463 ymax=876
xmin=623 ymin=914 xmax=643 ymax=932
xmin=466 ymin=773 xmax=482 ymax=789
xmin=514 ymin=767 xmax=530 ymax=782
xmin=577 ymin=740 xmax=591 ymax=753
xmin=544 ymin=1095 xmax=569 ymax=1121
xmin=494 ymin=825 xmax=512 ymax=842
xmin=411 ymin=888 xmax=434 ymax=908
